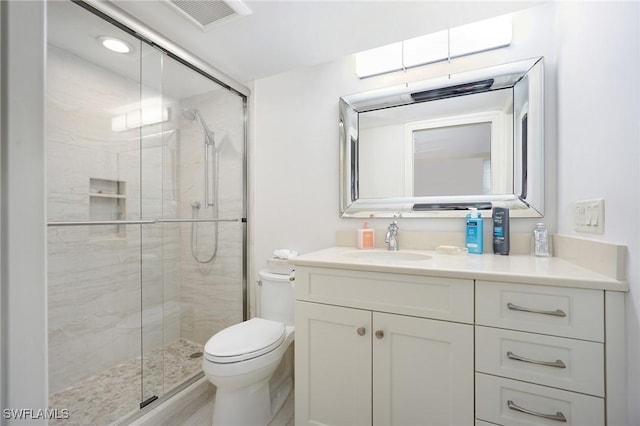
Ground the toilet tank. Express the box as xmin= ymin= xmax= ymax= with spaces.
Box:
xmin=258 ymin=270 xmax=295 ymax=326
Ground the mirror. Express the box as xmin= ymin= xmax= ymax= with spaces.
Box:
xmin=339 ymin=57 xmax=544 ymax=218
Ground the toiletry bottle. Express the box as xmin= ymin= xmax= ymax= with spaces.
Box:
xmin=533 ymin=222 xmax=551 ymax=257
xmin=492 ymin=207 xmax=510 ymax=255
xmin=465 ymin=208 xmax=484 ymax=254
xmin=357 ymin=221 xmax=375 ymax=249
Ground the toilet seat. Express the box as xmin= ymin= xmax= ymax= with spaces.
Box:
xmin=204 ymin=318 xmax=285 ymax=364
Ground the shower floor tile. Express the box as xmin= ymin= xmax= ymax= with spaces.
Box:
xmin=49 ymin=338 xmax=204 ymax=426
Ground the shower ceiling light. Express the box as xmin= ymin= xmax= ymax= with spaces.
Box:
xmin=98 ymin=36 xmax=133 ymax=54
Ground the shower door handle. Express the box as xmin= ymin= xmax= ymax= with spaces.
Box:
xmin=157 ymin=218 xmax=241 ymax=223
xmin=47 ymin=220 xmax=156 ymax=226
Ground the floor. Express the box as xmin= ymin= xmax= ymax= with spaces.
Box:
xmin=49 ymin=339 xmax=204 ymax=426
xmin=180 ymin=387 xmax=295 ymax=426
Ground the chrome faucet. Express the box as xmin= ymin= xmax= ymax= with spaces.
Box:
xmin=385 ymin=220 xmax=399 ymax=251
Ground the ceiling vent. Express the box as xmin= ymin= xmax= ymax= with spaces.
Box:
xmin=166 ymin=0 xmax=251 ymax=31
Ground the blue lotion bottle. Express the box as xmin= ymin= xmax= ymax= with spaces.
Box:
xmin=466 ymin=208 xmax=484 ymax=254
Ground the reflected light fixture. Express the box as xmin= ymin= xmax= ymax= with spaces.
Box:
xmin=98 ymin=36 xmax=133 ymax=54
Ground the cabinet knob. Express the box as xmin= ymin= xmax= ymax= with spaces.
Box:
xmin=375 ymin=330 xmax=384 ymax=339
xmin=357 ymin=327 xmax=366 ymax=336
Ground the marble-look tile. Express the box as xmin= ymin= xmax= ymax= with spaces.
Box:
xmin=47 ymin=44 xmax=246 ymax=410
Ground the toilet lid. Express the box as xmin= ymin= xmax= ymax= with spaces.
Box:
xmin=204 ymin=318 xmax=285 ymax=364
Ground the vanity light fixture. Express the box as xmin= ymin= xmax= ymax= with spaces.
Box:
xmin=98 ymin=36 xmax=133 ymax=54
xmin=355 ymin=42 xmax=403 ymax=80
xmin=355 ymin=14 xmax=512 ymax=78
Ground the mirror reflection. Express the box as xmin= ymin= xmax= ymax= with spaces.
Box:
xmin=412 ymin=122 xmax=492 ymax=197
xmin=339 ymin=57 xmax=544 ymax=218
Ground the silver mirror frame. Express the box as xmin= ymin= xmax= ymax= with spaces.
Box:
xmin=339 ymin=57 xmax=544 ymax=218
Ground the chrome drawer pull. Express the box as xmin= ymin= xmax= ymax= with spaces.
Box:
xmin=507 ymin=400 xmax=567 ymax=422
xmin=507 ymin=351 xmax=566 ymax=369
xmin=507 ymin=302 xmax=567 ymax=317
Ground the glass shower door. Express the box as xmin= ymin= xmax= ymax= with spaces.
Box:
xmin=137 ymin=48 xmax=248 ymax=402
xmin=47 ymin=1 xmax=147 ymax=422
xmin=139 ymin=41 xmax=167 ymax=407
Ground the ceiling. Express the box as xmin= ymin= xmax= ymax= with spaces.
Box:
xmin=109 ymin=0 xmax=543 ymax=85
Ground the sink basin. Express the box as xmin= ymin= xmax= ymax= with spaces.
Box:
xmin=343 ymin=250 xmax=431 ymax=262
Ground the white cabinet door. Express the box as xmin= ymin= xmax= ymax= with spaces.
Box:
xmin=372 ymin=312 xmax=474 ymax=426
xmin=295 ymin=301 xmax=372 ymax=426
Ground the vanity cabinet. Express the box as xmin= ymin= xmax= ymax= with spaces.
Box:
xmin=475 ymin=281 xmax=608 ymax=425
xmin=291 ymin=246 xmax=627 ymax=426
xmin=294 ymin=267 xmax=474 ymax=426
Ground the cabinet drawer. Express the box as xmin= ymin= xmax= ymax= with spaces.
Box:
xmin=476 ymin=281 xmax=604 ymax=341
xmin=295 ymin=267 xmax=474 ymax=323
xmin=476 ymin=373 xmax=605 ymax=426
xmin=476 ymin=326 xmax=604 ymax=396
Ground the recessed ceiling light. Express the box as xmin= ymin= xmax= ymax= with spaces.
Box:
xmin=98 ymin=36 xmax=133 ymax=54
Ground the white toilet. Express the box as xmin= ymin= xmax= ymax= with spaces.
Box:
xmin=202 ymin=270 xmax=295 ymax=426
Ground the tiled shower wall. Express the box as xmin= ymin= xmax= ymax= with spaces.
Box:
xmin=178 ymin=89 xmax=244 ymax=345
xmin=178 ymin=90 xmax=245 ymax=345
xmin=47 ymin=45 xmax=244 ymax=394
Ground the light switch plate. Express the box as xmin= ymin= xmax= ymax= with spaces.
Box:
xmin=574 ymin=198 xmax=604 ymax=234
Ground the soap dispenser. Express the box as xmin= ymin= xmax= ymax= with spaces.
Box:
xmin=465 ymin=208 xmax=484 ymax=254
xmin=357 ymin=221 xmax=375 ymax=249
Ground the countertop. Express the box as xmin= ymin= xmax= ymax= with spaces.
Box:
xmin=289 ymin=247 xmax=628 ymax=292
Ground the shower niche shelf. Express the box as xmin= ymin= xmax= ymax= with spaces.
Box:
xmin=89 ymin=178 xmax=126 ymax=239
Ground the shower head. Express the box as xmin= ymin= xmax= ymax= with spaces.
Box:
xmin=183 ymin=108 xmax=215 ymax=146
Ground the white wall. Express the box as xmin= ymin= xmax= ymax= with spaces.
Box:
xmin=0 ymin=1 xmax=48 ymax=422
xmin=554 ymin=2 xmax=640 ymax=423
xmin=253 ymin=2 xmax=640 ymax=422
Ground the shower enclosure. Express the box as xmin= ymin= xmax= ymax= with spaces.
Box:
xmin=46 ymin=2 xmax=247 ymax=424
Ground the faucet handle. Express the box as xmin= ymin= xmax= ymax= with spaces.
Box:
xmin=393 ymin=212 xmax=403 ymax=219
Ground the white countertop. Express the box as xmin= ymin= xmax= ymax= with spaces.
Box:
xmin=289 ymin=247 xmax=628 ymax=292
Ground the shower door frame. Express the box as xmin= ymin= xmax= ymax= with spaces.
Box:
xmin=47 ymin=0 xmax=250 ymax=415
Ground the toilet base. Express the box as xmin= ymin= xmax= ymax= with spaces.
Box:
xmin=212 ymin=376 xmax=292 ymax=426
xmin=212 ymin=378 xmax=271 ymax=426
